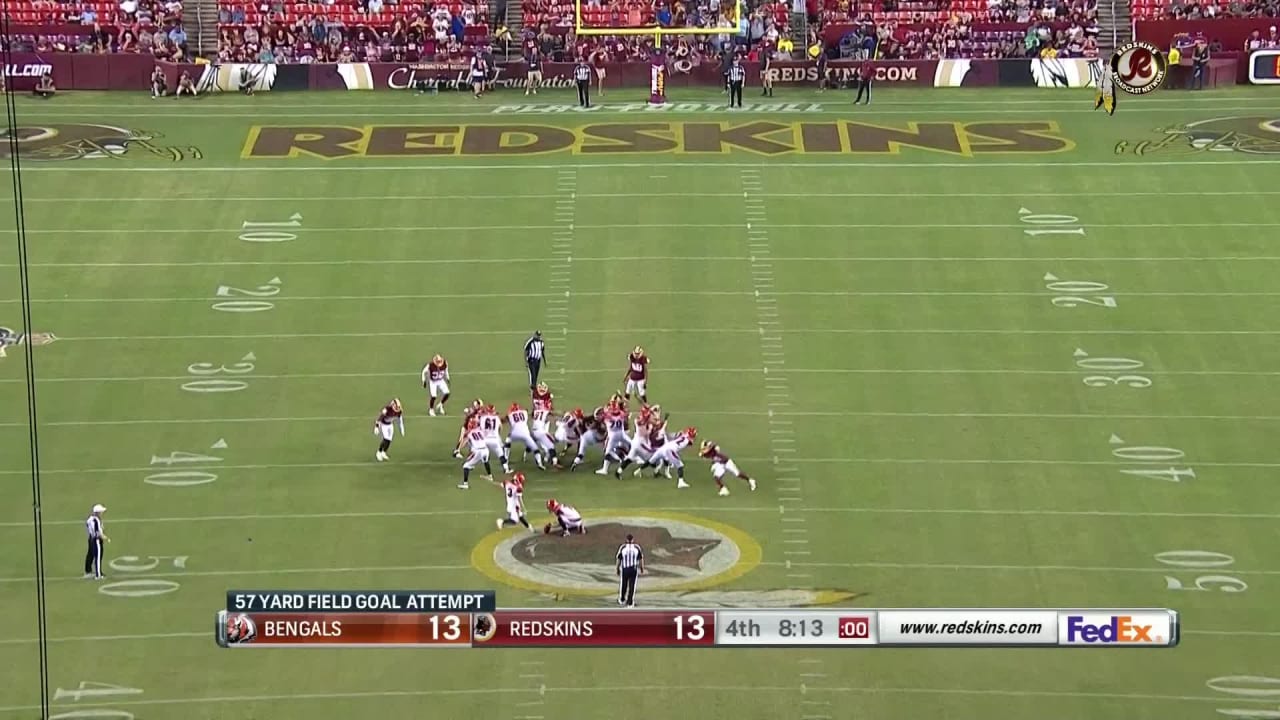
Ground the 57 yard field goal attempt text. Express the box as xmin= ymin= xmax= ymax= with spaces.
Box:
xmin=216 ymin=591 xmax=1180 ymax=648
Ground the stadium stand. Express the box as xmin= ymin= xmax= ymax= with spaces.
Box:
xmin=0 ymin=0 xmax=188 ymax=56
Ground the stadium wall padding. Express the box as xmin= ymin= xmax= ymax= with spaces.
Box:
xmin=2 ymin=55 xmax=1239 ymax=91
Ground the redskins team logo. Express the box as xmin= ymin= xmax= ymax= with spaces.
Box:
xmin=1110 ymin=41 xmax=1167 ymax=95
xmin=470 ymin=510 xmax=862 ymax=607
xmin=0 ymin=124 xmax=201 ymax=161
xmin=1119 ymin=116 xmax=1280 ymax=156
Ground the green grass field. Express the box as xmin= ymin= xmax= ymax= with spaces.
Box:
xmin=3 ymin=85 xmax=1280 ymax=720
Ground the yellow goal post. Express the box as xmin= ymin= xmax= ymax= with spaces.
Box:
xmin=573 ymin=0 xmax=743 ymax=47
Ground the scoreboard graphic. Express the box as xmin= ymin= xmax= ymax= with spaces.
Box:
xmin=1249 ymin=50 xmax=1280 ymax=84
xmin=213 ymin=591 xmax=1180 ymax=649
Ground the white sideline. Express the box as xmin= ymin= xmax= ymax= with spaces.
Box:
xmin=0 ymin=683 xmax=1274 ymax=714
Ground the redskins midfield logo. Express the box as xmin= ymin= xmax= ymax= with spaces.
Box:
xmin=1110 ymin=41 xmax=1168 ymax=95
xmin=0 ymin=124 xmax=201 ymax=161
xmin=471 ymin=510 xmax=860 ymax=608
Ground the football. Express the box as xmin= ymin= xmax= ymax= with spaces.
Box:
xmin=543 ymin=523 xmax=553 ymax=535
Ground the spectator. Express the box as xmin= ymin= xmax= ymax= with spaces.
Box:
xmin=120 ymin=0 xmax=137 ymax=17
xmin=168 ymin=23 xmax=186 ymax=46
xmin=232 ymin=5 xmax=246 ymax=23
xmin=80 ymin=5 xmax=98 ymax=23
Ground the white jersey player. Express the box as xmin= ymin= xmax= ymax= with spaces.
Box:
xmin=545 ymin=498 xmax=586 ymax=536
xmin=496 ymin=473 xmax=533 ymax=531
xmin=477 ymin=405 xmax=511 ymax=474
xmin=529 ymin=401 xmax=558 ymax=467
xmin=596 ymin=405 xmax=631 ymax=475
xmin=700 ymin=440 xmax=756 ymax=496
xmin=647 ymin=426 xmax=698 ymax=489
xmin=421 ymin=354 xmax=450 ymax=416
xmin=552 ymin=409 xmax=584 ymax=467
xmin=504 ymin=402 xmax=544 ymax=469
xmin=458 ymin=419 xmax=492 ymax=489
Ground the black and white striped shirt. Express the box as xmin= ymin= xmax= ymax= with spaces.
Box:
xmin=524 ymin=336 xmax=545 ymax=362
xmin=86 ymin=515 xmax=103 ymax=540
xmin=728 ymin=65 xmax=746 ymax=83
xmin=616 ymin=542 xmax=643 ymax=570
xmin=575 ymin=63 xmax=591 ymax=82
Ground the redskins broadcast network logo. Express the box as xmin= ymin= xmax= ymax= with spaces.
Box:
xmin=1111 ymin=41 xmax=1168 ymax=95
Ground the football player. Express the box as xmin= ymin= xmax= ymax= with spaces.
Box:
xmin=636 ymin=426 xmax=697 ymax=489
xmin=545 ymin=498 xmax=586 ymax=536
xmin=570 ymin=412 xmax=608 ymax=472
xmin=623 ymin=345 xmax=649 ymax=404
xmin=496 ymin=472 xmax=534 ymax=531
xmin=421 ymin=354 xmax=451 ymax=416
xmin=453 ymin=399 xmax=485 ymax=458
xmin=596 ymin=401 xmax=631 ymax=475
xmin=532 ymin=382 xmax=554 ymax=408
xmin=700 ymin=440 xmax=756 ymax=496
xmin=458 ymin=418 xmax=492 ymax=489
xmin=504 ymin=402 xmax=544 ymax=469
xmin=552 ymin=408 xmax=584 ymax=467
xmin=529 ymin=399 xmax=558 ymax=469
xmin=373 ymin=398 xmax=405 ymax=462
xmin=478 ymin=404 xmax=511 ymax=474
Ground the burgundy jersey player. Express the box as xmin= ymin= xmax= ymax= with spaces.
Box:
xmin=623 ymin=345 xmax=649 ymax=403
xmin=453 ymin=399 xmax=486 ymax=458
xmin=699 ymin=440 xmax=755 ymax=495
xmin=374 ymin=398 xmax=405 ymax=462
xmin=421 ymin=354 xmax=450 ymax=416
xmin=532 ymin=382 xmax=554 ymax=408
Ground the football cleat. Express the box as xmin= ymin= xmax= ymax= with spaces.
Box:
xmin=676 ymin=479 xmax=690 ymax=489
xmin=495 ymin=518 xmax=504 ymax=530
xmin=718 ymin=486 xmax=730 ymax=497
xmin=749 ymin=478 xmax=757 ymax=491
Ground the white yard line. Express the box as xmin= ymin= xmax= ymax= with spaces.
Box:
xmin=13 ymin=290 xmax=1280 ymax=305
xmin=5 ymin=504 xmax=1280 ymax=530
xmin=12 ymin=368 xmax=1280 ymax=390
xmin=10 ymin=158 xmax=1280 ymax=173
xmin=13 ymin=255 xmax=1280 ymax=269
xmin=10 ymin=559 xmax=1280 ymax=586
xmin=0 ymin=683 xmax=1272 ymax=714
xmin=25 ymin=326 xmax=1280 ymax=341
xmin=6 ymin=221 xmax=1280 ymax=235
xmin=29 ymin=189 xmax=1280 ymax=203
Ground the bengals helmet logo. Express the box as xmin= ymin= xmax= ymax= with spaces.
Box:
xmin=0 ymin=124 xmax=197 ymax=161
xmin=225 ymin=613 xmax=258 ymax=644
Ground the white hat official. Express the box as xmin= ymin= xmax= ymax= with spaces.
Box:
xmin=92 ymin=504 xmax=106 ymax=513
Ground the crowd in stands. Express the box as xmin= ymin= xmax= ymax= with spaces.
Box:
xmin=2 ymin=0 xmax=189 ymax=58
xmin=214 ymin=3 xmax=491 ymax=63
xmin=5 ymin=0 xmax=1280 ymax=62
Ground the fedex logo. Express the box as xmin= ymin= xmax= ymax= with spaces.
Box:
xmin=1059 ymin=613 xmax=1174 ymax=646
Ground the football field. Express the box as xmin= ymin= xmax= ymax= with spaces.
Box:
xmin=2 ymin=86 xmax=1280 ymax=720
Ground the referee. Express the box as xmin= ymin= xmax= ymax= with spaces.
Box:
xmin=524 ymin=330 xmax=546 ymax=391
xmin=616 ymin=533 xmax=644 ymax=608
xmin=574 ymin=58 xmax=592 ymax=108
xmin=727 ymin=56 xmax=746 ymax=108
xmin=84 ymin=503 xmax=109 ymax=579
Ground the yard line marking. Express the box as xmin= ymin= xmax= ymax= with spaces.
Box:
xmin=8 ymin=504 xmax=1280 ymax=530
xmin=20 ymin=290 xmax=1280 ymax=305
xmin=19 ymin=367 xmax=1280 ymax=389
xmin=16 ymin=222 xmax=1280 ymax=236
xmin=768 ymin=561 xmax=1280 ymax=575
xmin=22 ymin=255 xmax=1280 ymax=269
xmin=42 ymin=326 xmax=1280 ymax=339
xmin=0 ymin=683 xmax=1274 ymax=714
xmin=18 ymin=449 xmax=1280 ymax=468
xmin=19 ymin=157 xmax=1280 ymax=173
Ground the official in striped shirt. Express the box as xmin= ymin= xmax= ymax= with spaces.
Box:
xmin=727 ymin=57 xmax=746 ymax=108
xmin=574 ymin=59 xmax=592 ymax=108
xmin=84 ymin=504 xmax=109 ymax=579
xmin=524 ymin=331 xmax=546 ymax=392
xmin=616 ymin=534 xmax=644 ymax=608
